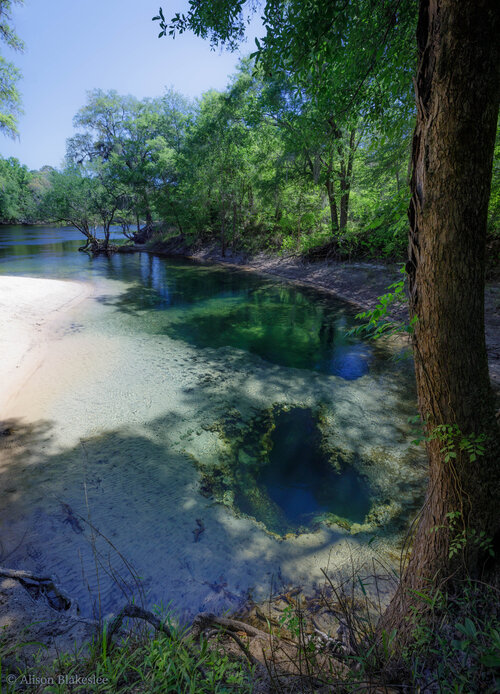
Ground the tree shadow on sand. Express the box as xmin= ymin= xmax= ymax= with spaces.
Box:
xmin=0 ymin=361 xmax=427 ymax=625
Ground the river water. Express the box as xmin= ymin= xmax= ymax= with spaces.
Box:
xmin=0 ymin=226 xmax=426 ymax=620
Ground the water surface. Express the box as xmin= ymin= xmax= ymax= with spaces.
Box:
xmin=0 ymin=226 xmax=424 ymax=618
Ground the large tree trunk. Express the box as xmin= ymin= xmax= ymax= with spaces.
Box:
xmin=339 ymin=128 xmax=356 ymax=232
xmin=380 ymin=0 xmax=500 ymax=645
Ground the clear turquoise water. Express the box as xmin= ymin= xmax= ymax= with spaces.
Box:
xmin=0 ymin=226 xmax=386 ymax=379
xmin=0 ymin=226 xmax=422 ymax=619
xmin=234 ymin=406 xmax=373 ymax=534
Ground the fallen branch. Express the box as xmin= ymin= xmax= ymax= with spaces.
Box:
xmin=190 ymin=612 xmax=270 ymax=641
xmin=0 ymin=566 xmax=76 ymax=613
xmin=105 ymin=603 xmax=209 ymax=680
xmin=222 ymin=630 xmax=261 ymax=667
xmin=106 ymin=603 xmax=172 ymax=649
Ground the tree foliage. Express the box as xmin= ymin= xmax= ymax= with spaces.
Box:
xmin=0 ymin=0 xmax=24 ymax=137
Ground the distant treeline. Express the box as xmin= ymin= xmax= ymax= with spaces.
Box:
xmin=1 ymin=59 xmax=498 ymax=260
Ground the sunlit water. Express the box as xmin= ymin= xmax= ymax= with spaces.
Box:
xmin=0 ymin=226 xmax=425 ymax=619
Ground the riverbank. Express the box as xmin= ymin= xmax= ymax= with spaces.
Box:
xmin=0 ymin=276 xmax=91 ymax=420
xmin=121 ymin=238 xmax=500 ymax=394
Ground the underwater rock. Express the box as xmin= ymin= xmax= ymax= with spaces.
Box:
xmin=194 ymin=403 xmax=375 ymax=538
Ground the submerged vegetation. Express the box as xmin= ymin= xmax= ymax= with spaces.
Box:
xmin=195 ymin=404 xmax=374 ymax=536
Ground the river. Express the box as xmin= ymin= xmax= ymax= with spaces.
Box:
xmin=0 ymin=225 xmax=425 ymax=620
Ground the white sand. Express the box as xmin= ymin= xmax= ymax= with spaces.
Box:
xmin=0 ymin=276 xmax=91 ymax=418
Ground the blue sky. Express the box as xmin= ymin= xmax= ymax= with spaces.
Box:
xmin=0 ymin=0 xmax=261 ymax=170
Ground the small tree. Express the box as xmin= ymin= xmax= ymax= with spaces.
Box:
xmin=43 ymin=168 xmax=119 ymax=253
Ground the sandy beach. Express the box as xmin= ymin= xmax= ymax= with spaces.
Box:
xmin=0 ymin=276 xmax=91 ymax=420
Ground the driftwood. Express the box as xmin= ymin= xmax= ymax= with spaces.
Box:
xmin=106 ymin=603 xmax=172 ymax=649
xmin=190 ymin=611 xmax=270 ymax=641
xmin=0 ymin=567 xmax=76 ymax=613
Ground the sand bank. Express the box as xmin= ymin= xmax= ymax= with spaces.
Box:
xmin=0 ymin=276 xmax=91 ymax=419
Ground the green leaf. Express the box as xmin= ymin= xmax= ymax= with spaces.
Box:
xmin=480 ymin=654 xmax=500 ymax=667
xmin=456 ymin=618 xmax=477 ymax=638
xmin=451 ymin=639 xmax=469 ymax=651
xmin=357 ymin=576 xmax=367 ymax=596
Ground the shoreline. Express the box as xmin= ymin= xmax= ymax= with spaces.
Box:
xmin=0 ymin=275 xmax=95 ymax=665
xmin=0 ymin=275 xmax=91 ymax=421
xmin=121 ymin=241 xmax=500 ymax=394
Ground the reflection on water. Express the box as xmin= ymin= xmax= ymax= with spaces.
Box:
xmin=0 ymin=225 xmax=422 ymax=618
xmin=0 ymin=225 xmax=390 ymax=379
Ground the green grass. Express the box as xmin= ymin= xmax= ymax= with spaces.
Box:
xmin=1 ymin=617 xmax=254 ymax=694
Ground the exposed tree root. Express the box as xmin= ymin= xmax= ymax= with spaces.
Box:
xmin=190 ymin=611 xmax=271 ymax=641
xmin=106 ymin=603 xmax=173 ymax=648
xmin=0 ymin=566 xmax=76 ymax=613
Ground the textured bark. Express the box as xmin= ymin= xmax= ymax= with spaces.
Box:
xmin=380 ymin=0 xmax=500 ymax=642
xmin=339 ymin=128 xmax=356 ymax=232
xmin=325 ymin=177 xmax=339 ymax=233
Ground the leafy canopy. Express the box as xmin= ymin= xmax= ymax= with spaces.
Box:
xmin=0 ymin=0 xmax=24 ymax=137
xmin=154 ymin=0 xmax=417 ymax=134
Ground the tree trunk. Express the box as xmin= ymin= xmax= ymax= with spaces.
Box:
xmin=325 ymin=178 xmax=339 ymax=234
xmin=104 ymin=222 xmax=111 ymax=249
xmin=339 ymin=129 xmax=355 ymax=232
xmin=231 ymin=199 xmax=238 ymax=250
xmin=220 ymin=194 xmax=226 ymax=257
xmin=165 ymin=195 xmax=183 ymax=235
xmin=380 ymin=0 xmax=500 ymax=645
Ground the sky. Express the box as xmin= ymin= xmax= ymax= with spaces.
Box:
xmin=0 ymin=0 xmax=261 ymax=170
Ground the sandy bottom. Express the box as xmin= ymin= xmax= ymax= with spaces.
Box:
xmin=0 ymin=276 xmax=90 ymax=417
xmin=0 ymin=273 xmax=426 ymax=622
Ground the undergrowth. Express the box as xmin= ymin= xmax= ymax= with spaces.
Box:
xmin=403 ymin=579 xmax=500 ymax=693
xmin=1 ymin=615 xmax=254 ymax=693
xmin=1 ymin=571 xmax=498 ymax=692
